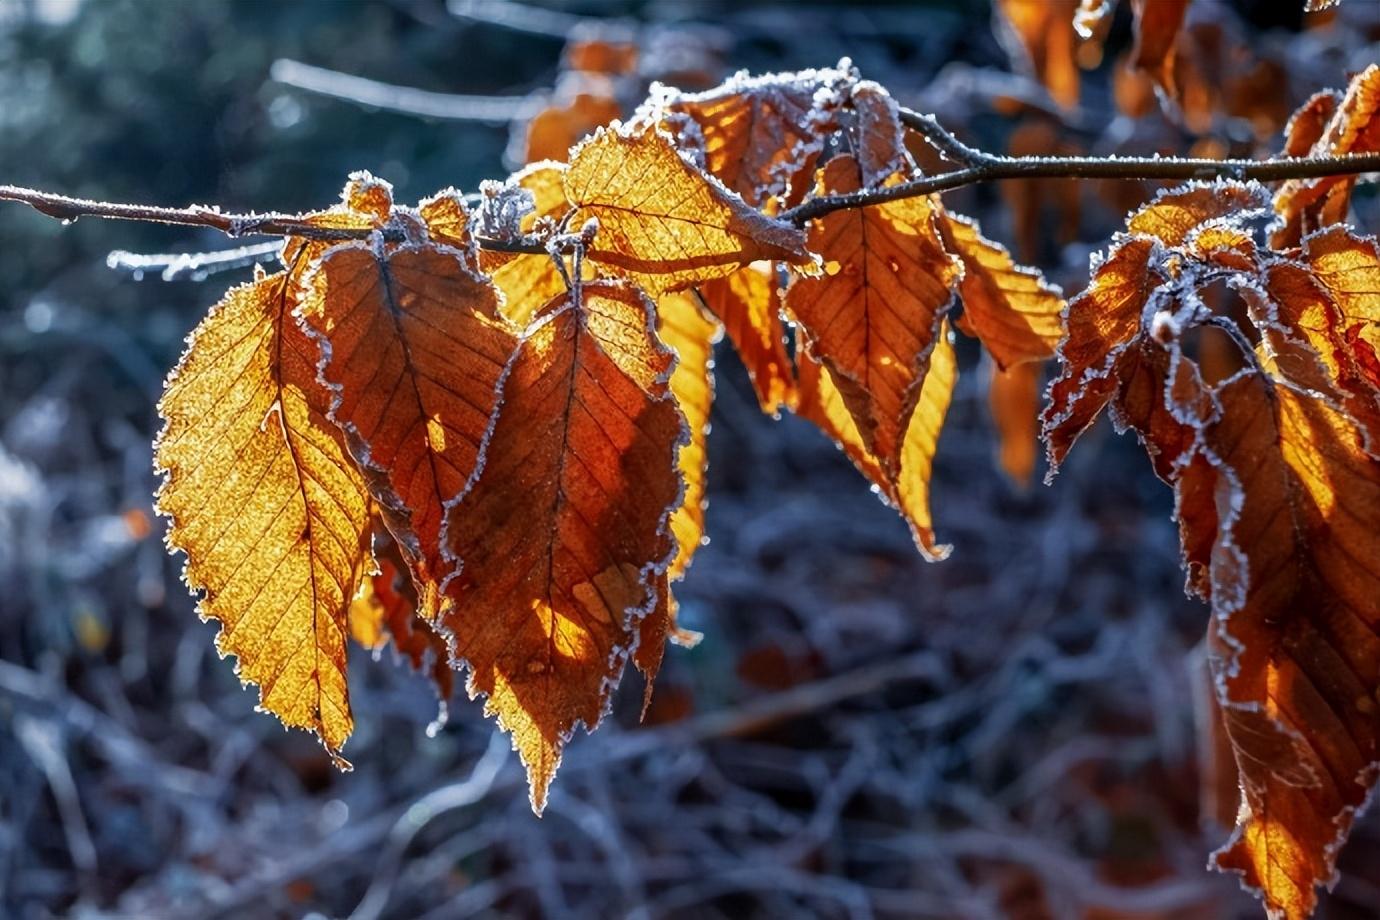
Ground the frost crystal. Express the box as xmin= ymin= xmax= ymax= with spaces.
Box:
xmin=474 ymin=178 xmax=536 ymax=241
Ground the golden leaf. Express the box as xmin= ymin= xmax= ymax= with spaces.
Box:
xmin=565 ymin=125 xmax=811 ymax=295
xmin=939 ymin=209 xmax=1066 ymax=369
xmin=156 ymin=266 xmax=371 ymax=762
xmin=479 ymin=162 xmax=575 ymax=328
xmin=988 ymin=358 xmax=1043 ymax=489
xmin=1273 ymin=65 xmax=1380 ymax=248
xmin=440 ymin=280 xmax=683 ymax=811
xmin=797 ymin=321 xmax=958 ymax=560
xmin=663 ymin=68 xmax=846 ymax=206
xmin=657 ymin=291 xmax=722 ymax=581
xmin=996 ymin=0 xmax=1081 ymax=109
xmin=1129 ymin=0 xmax=1190 ymax=97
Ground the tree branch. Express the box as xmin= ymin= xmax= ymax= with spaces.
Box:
xmin=5 ymin=132 xmax=1380 ymax=254
xmin=0 ymin=184 xmax=549 ymax=253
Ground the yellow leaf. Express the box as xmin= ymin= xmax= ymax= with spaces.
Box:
xmin=565 ymin=125 xmax=811 ymax=295
xmin=699 ymin=265 xmax=796 ymax=416
xmin=656 ymin=291 xmax=722 ymax=581
xmin=156 ymin=267 xmax=371 ymax=762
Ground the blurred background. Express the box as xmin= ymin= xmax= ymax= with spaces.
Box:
xmin=3 ymin=1 xmax=1380 ymax=917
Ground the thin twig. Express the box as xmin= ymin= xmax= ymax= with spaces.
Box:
xmin=0 ymin=183 xmax=549 ymax=253
xmin=271 ymin=59 xmax=539 ymax=124
xmin=107 ymin=241 xmax=282 ymax=281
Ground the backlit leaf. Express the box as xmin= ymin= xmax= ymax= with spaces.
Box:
xmin=566 ymin=125 xmax=811 ymax=295
xmin=660 ymin=66 xmax=848 ymax=206
xmin=939 ymin=209 xmax=1066 ymax=369
xmin=298 ymin=224 xmax=520 ymax=618
xmin=996 ymin=0 xmax=1081 ymax=109
xmin=988 ymin=358 xmax=1043 ymax=488
xmin=440 ymin=280 xmax=683 ymax=811
xmin=698 ymin=265 xmax=796 ymax=415
xmin=156 ymin=264 xmax=371 ymax=762
xmin=1273 ymin=65 xmax=1380 ymax=248
xmin=1129 ymin=0 xmax=1190 ymax=97
xmin=786 ymin=154 xmax=960 ymax=477
xmin=657 ymin=290 xmax=722 ymax=581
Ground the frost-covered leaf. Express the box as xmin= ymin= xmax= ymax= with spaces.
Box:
xmin=440 ymin=280 xmax=683 ymax=812
xmin=787 ymin=154 xmax=960 ymax=477
xmin=566 ymin=125 xmax=811 ymax=295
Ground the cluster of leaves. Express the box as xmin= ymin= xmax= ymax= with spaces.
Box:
xmin=143 ymin=6 xmax=1380 ymax=919
xmin=155 ymin=62 xmax=1063 ymax=813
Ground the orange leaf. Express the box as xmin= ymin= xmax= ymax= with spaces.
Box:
xmin=939 ymin=209 xmax=1066 ymax=369
xmin=440 ymin=280 xmax=683 ymax=811
xmin=996 ymin=0 xmax=1081 ymax=110
xmin=849 ymin=81 xmax=910 ymax=189
xmin=798 ymin=321 xmax=958 ymax=560
xmin=661 ymin=67 xmax=848 ymax=206
xmin=698 ymin=265 xmax=796 ymax=415
xmin=350 ymin=522 xmax=455 ymax=707
xmin=1185 ymin=371 xmax=1380 ymax=920
xmin=657 ymin=291 xmax=722 ymax=582
xmin=1273 ymin=65 xmax=1380 ymax=248
xmin=519 ymin=80 xmax=624 ymax=165
xmin=1129 ymin=0 xmax=1190 ymax=97
xmin=787 ymin=154 xmax=960 ymax=477
xmin=298 ymin=213 xmax=520 ymax=618
xmin=156 ymin=265 xmax=371 ymax=762
xmin=988 ymin=358 xmax=1043 ymax=489
xmin=565 ymin=125 xmax=811 ymax=295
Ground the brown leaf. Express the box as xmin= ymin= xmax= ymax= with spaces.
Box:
xmin=156 ymin=264 xmax=371 ymax=762
xmin=1185 ymin=371 xmax=1380 ymax=920
xmin=661 ymin=67 xmax=848 ymax=206
xmin=939 ymin=208 xmax=1066 ymax=369
xmin=440 ymin=280 xmax=683 ymax=811
xmin=996 ymin=0 xmax=1081 ymax=110
xmin=1273 ymin=65 xmax=1380 ymax=248
xmin=787 ymin=154 xmax=960 ymax=477
xmin=798 ymin=321 xmax=958 ymax=560
xmin=350 ymin=523 xmax=455 ymax=706
xmin=297 ymin=215 xmax=520 ymax=618
xmin=566 ymin=125 xmax=812 ymax=295
xmin=698 ymin=265 xmax=796 ymax=415
xmin=1129 ymin=0 xmax=1191 ymax=97
xmin=849 ymin=81 xmax=910 ymax=189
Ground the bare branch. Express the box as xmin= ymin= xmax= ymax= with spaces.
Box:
xmin=270 ymin=59 xmax=537 ymax=124
xmin=107 ymin=241 xmax=281 ymax=281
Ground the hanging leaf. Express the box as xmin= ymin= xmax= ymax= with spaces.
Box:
xmin=440 ymin=280 xmax=684 ymax=812
xmin=657 ymin=290 xmax=722 ymax=581
xmin=938 ymin=209 xmax=1066 ymax=369
xmin=1129 ymin=0 xmax=1191 ymax=97
xmin=156 ymin=265 xmax=372 ymax=763
xmin=786 ymin=154 xmax=960 ymax=477
xmin=698 ymin=265 xmax=796 ymax=416
xmin=298 ymin=214 xmax=520 ymax=617
xmin=1273 ymin=65 xmax=1380 ymax=248
xmin=988 ymin=358 xmax=1043 ymax=488
xmin=659 ymin=66 xmax=849 ymax=206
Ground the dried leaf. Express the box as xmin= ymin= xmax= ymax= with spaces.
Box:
xmin=298 ymin=227 xmax=520 ymax=617
xmin=566 ymin=125 xmax=811 ymax=295
xmin=156 ymin=266 xmax=371 ymax=762
xmin=787 ymin=154 xmax=960 ymax=476
xmin=698 ymin=265 xmax=796 ymax=415
xmin=1187 ymin=371 xmax=1380 ymax=920
xmin=797 ymin=322 xmax=958 ymax=560
xmin=440 ymin=280 xmax=683 ymax=811
xmin=661 ymin=67 xmax=848 ymax=206
xmin=939 ymin=209 xmax=1066 ymax=369
xmin=849 ymin=81 xmax=909 ymax=189
xmin=1129 ymin=0 xmax=1191 ymax=97
xmin=1273 ymin=65 xmax=1380 ymax=248
xmin=996 ymin=0 xmax=1081 ymax=110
